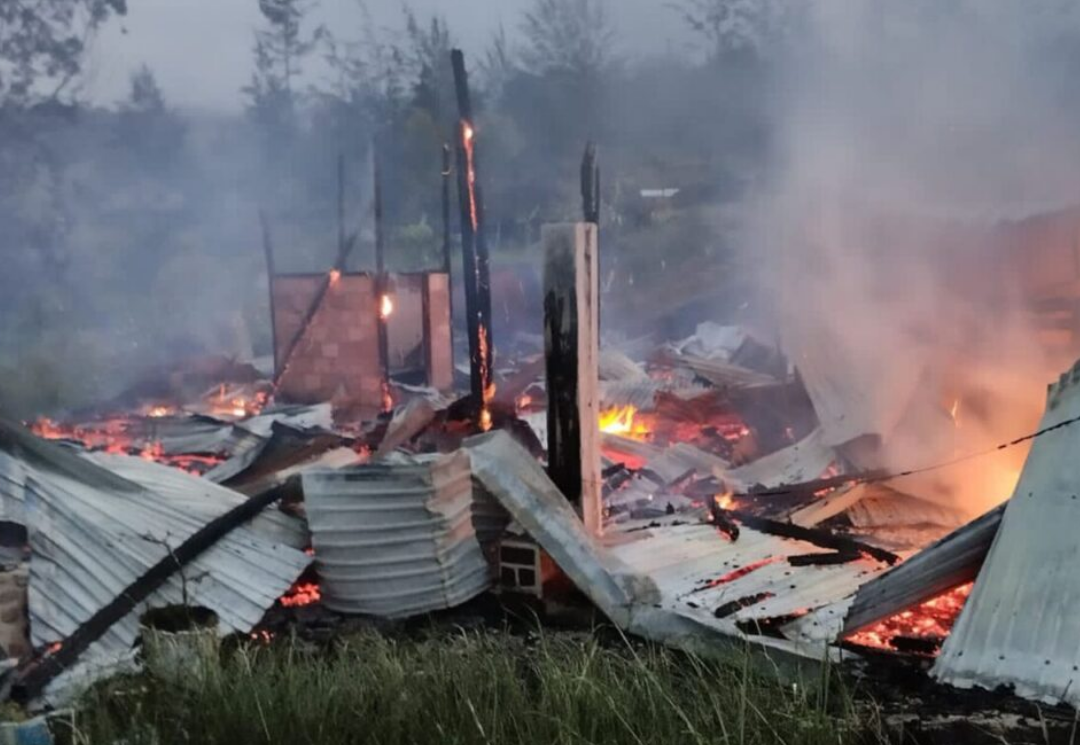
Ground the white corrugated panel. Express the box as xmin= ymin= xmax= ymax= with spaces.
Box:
xmin=606 ymin=516 xmax=889 ymax=646
xmin=304 ymin=451 xmax=493 ymax=617
xmin=934 ymin=362 xmax=1080 ymax=705
xmin=467 ymin=431 xmax=890 ymax=660
xmin=21 ymin=454 xmax=310 ymax=653
xmin=728 ymin=428 xmax=835 ymax=490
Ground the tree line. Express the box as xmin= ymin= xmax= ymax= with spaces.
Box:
xmin=0 ymin=0 xmax=785 ymax=414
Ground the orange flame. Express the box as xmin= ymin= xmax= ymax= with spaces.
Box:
xmin=379 ymin=293 xmax=394 ymax=320
xmin=462 ymin=122 xmax=479 ymax=231
xmin=599 ymin=405 xmax=650 ymax=439
xmin=478 ymin=323 xmax=494 ymax=431
xmin=329 ymin=268 xmax=341 ymax=285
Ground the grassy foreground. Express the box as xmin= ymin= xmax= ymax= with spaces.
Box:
xmin=75 ymin=630 xmax=885 ymax=745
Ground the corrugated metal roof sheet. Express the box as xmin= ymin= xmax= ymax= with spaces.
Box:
xmin=467 ymin=431 xmax=889 ymax=661
xmin=606 ymin=515 xmax=889 ymax=646
xmin=23 ymin=456 xmax=310 ymax=652
xmin=933 ymin=364 xmax=1080 ymax=705
xmin=0 ymin=419 xmax=310 ymax=698
xmin=304 ymin=451 xmax=492 ymax=617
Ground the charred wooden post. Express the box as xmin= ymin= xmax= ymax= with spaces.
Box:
xmin=581 ymin=142 xmax=600 ymax=224
xmin=543 ymin=223 xmax=602 ymax=535
xmin=441 ymin=142 xmax=453 ymax=279
xmin=373 ymin=142 xmax=392 ymax=409
xmin=451 ymin=49 xmax=494 ymax=425
xmin=337 ymin=153 xmax=346 ymax=257
xmin=441 ymin=142 xmax=455 ymax=361
xmin=259 ymin=209 xmax=280 ymax=375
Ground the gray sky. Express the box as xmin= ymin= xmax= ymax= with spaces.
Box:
xmin=83 ymin=0 xmax=690 ymax=111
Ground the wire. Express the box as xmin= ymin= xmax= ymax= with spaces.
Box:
xmin=734 ymin=409 xmax=1080 ymax=498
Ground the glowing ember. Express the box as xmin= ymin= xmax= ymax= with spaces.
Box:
xmin=379 ymin=293 xmax=394 ymax=320
xmin=250 ymin=630 xmax=274 ymax=645
xmin=700 ymin=556 xmax=782 ymax=590
xmin=280 ymin=582 xmax=321 ymax=608
xmin=715 ymin=490 xmax=735 ymax=510
xmin=147 ymin=406 xmax=173 ymax=418
xmin=329 ymin=268 xmax=341 ymax=285
xmin=847 ymin=582 xmax=973 ymax=654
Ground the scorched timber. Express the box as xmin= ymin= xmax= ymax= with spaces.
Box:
xmin=718 ymin=508 xmax=900 ymax=566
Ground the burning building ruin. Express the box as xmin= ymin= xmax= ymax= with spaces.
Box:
xmin=4 ymin=16 xmax=1080 ymax=739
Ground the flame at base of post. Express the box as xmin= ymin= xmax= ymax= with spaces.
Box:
xmin=478 ymin=323 xmax=495 ymax=432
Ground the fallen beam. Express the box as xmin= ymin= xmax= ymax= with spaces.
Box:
xmin=723 ymin=509 xmax=900 ymax=565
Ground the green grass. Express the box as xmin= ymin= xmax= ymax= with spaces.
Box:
xmin=73 ymin=628 xmax=885 ymax=745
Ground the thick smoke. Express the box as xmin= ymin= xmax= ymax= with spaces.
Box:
xmin=753 ymin=2 xmax=1080 ymax=515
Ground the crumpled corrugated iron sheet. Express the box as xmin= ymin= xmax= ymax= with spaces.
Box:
xmin=467 ymin=431 xmax=890 ymax=662
xmin=135 ymin=415 xmax=262 ymax=457
xmin=303 ymin=451 xmax=492 ymax=617
xmin=933 ymin=363 xmax=1080 ymax=705
xmin=0 ymin=419 xmax=310 ymax=700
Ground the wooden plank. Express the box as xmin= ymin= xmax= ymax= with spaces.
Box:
xmin=422 ymin=273 xmax=455 ymax=391
xmin=544 ymin=223 xmax=602 ymax=535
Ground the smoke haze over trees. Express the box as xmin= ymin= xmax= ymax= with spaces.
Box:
xmin=3 ymin=0 xmax=1080 ymax=419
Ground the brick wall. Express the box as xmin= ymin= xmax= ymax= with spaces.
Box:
xmin=272 ymin=274 xmax=383 ymax=407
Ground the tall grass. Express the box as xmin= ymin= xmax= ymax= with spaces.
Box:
xmin=75 ymin=629 xmax=883 ymax=745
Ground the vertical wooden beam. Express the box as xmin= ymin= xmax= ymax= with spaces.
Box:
xmin=423 ymin=273 xmax=454 ymax=391
xmin=543 ymin=223 xmax=602 ymax=535
xmin=441 ymin=142 xmax=455 ymax=363
xmin=337 ymin=154 xmax=346 ymax=258
xmin=373 ymin=141 xmax=391 ymax=405
xmin=259 ymin=209 xmax=280 ymax=376
xmin=451 ymin=49 xmax=494 ymax=424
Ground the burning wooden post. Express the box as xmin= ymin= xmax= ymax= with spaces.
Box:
xmin=373 ymin=142 xmax=392 ymax=410
xmin=544 ymin=223 xmax=602 ymax=535
xmin=451 ymin=49 xmax=494 ymax=428
xmin=441 ymin=142 xmax=455 ymax=357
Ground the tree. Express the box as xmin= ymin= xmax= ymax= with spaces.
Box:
xmin=519 ymin=0 xmax=615 ymax=78
xmin=669 ymin=0 xmax=792 ymax=61
xmin=0 ymin=0 xmax=127 ymax=108
xmin=245 ymin=0 xmax=324 ymax=134
xmin=116 ymin=66 xmax=187 ymax=172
